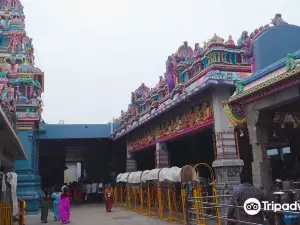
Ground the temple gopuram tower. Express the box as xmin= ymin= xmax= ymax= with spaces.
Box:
xmin=0 ymin=0 xmax=44 ymax=214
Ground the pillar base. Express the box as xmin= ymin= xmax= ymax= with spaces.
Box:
xmin=212 ymin=159 xmax=244 ymax=192
xmin=212 ymin=159 xmax=244 ymax=221
xmin=17 ymin=172 xmax=43 ymax=215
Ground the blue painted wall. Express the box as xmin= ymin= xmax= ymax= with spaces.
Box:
xmin=15 ymin=130 xmax=42 ymax=215
xmin=254 ymin=24 xmax=300 ymax=71
xmin=39 ymin=123 xmax=120 ymax=139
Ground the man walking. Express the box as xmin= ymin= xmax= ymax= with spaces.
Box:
xmin=227 ymin=168 xmax=273 ymax=225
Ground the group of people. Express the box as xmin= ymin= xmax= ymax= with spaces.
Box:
xmin=40 ymin=186 xmax=72 ymax=224
xmin=40 ymin=183 xmax=114 ymax=223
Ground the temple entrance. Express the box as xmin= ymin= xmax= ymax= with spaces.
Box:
xmin=257 ymin=99 xmax=300 ymax=182
xmin=39 ymin=138 xmax=126 ymax=191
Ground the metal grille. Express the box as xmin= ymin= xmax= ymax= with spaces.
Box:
xmin=188 ymin=193 xmax=300 ymax=225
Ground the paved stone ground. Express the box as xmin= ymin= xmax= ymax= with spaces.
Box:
xmin=26 ymin=204 xmax=174 ymax=225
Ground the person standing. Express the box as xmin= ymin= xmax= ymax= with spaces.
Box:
xmin=86 ymin=183 xmax=92 ymax=202
xmin=99 ymin=181 xmax=104 ymax=203
xmin=40 ymin=189 xmax=50 ymax=223
xmin=74 ymin=184 xmax=82 ymax=205
xmin=227 ymin=168 xmax=273 ymax=225
xmin=80 ymin=182 xmax=87 ymax=204
xmin=105 ymin=184 xmax=113 ymax=212
xmin=59 ymin=187 xmax=71 ymax=224
xmin=51 ymin=189 xmax=60 ymax=221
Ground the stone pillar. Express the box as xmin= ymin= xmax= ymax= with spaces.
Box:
xmin=76 ymin=162 xmax=81 ymax=181
xmin=211 ymin=86 xmax=244 ymax=192
xmin=155 ymin=142 xmax=170 ymax=168
xmin=126 ymin=144 xmax=137 ymax=172
xmin=246 ymin=110 xmax=272 ymax=190
xmin=15 ymin=128 xmax=42 ymax=215
xmin=211 ymin=86 xmax=244 ymax=220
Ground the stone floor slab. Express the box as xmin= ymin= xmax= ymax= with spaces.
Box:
xmin=26 ymin=204 xmax=174 ymax=225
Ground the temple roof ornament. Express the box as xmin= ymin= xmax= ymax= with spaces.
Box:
xmin=175 ymin=41 xmax=194 ymax=65
xmin=211 ymin=33 xmax=224 ymax=44
xmin=206 ymin=33 xmax=224 ymax=48
xmin=271 ymin=13 xmax=288 ymax=26
xmin=193 ymin=43 xmax=204 ymax=56
xmin=224 ymin=35 xmax=235 ymax=47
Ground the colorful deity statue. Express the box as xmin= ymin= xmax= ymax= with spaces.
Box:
xmin=18 ymin=93 xmax=28 ymax=104
xmin=147 ymin=131 xmax=154 ymax=143
xmin=237 ymin=31 xmax=248 ymax=46
xmin=15 ymin=0 xmax=21 ymax=11
xmin=193 ymin=43 xmax=203 ymax=56
xmin=164 ymin=121 xmax=172 ymax=136
xmin=202 ymin=102 xmax=213 ymax=121
xmin=225 ymin=35 xmax=235 ymax=47
xmin=6 ymin=0 xmax=12 ymax=7
xmin=158 ymin=76 xmax=166 ymax=88
xmin=286 ymin=53 xmax=297 ymax=72
xmin=10 ymin=33 xmax=19 ymax=52
xmin=176 ymin=41 xmax=194 ymax=65
xmin=210 ymin=33 xmax=224 ymax=45
xmin=175 ymin=115 xmax=184 ymax=131
xmin=0 ymin=15 xmax=6 ymax=29
xmin=244 ymin=34 xmax=253 ymax=58
xmin=5 ymin=52 xmax=23 ymax=73
xmin=187 ymin=108 xmax=196 ymax=128
xmin=0 ymin=84 xmax=8 ymax=100
xmin=195 ymin=104 xmax=203 ymax=124
xmin=29 ymin=48 xmax=35 ymax=65
xmin=8 ymin=85 xmax=14 ymax=100
xmin=157 ymin=124 xmax=163 ymax=139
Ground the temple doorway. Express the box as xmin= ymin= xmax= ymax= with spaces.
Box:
xmin=39 ymin=138 xmax=126 ymax=190
xmin=256 ymin=99 xmax=300 ymax=182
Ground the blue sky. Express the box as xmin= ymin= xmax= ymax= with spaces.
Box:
xmin=22 ymin=0 xmax=300 ymax=124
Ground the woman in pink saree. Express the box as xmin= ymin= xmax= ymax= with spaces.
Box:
xmin=59 ymin=187 xmax=71 ymax=224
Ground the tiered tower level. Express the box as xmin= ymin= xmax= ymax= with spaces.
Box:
xmin=0 ymin=0 xmax=44 ymax=214
xmin=113 ymin=34 xmax=251 ymax=147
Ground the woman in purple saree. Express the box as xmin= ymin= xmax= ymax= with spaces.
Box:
xmin=59 ymin=187 xmax=71 ymax=224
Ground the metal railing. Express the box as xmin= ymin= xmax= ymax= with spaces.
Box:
xmin=188 ymin=194 xmax=300 ymax=225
